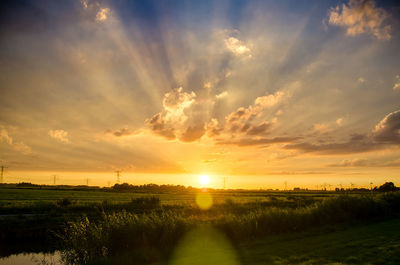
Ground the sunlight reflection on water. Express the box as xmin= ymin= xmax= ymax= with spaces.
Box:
xmin=0 ymin=251 xmax=61 ymax=265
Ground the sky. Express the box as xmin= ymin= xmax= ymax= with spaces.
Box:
xmin=0 ymin=0 xmax=400 ymax=189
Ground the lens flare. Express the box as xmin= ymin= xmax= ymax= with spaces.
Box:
xmin=195 ymin=192 xmax=213 ymax=210
xmin=170 ymin=226 xmax=239 ymax=265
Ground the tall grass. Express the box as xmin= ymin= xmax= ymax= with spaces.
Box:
xmin=60 ymin=193 xmax=400 ymax=265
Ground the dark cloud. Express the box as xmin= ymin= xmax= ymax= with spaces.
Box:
xmin=145 ymin=113 xmax=176 ymax=140
xmin=327 ymin=158 xmax=400 ymax=167
xmin=284 ymin=110 xmax=400 ymax=154
xmin=218 ymin=136 xmax=301 ymax=147
xmin=372 ymin=110 xmax=400 ymax=144
xmin=284 ymin=140 xmax=380 ymax=155
xmin=350 ymin=133 xmax=367 ymax=141
xmin=106 ymin=128 xmax=135 ymax=137
xmin=179 ymin=124 xmax=205 ymax=142
xmin=327 ymin=158 xmax=370 ymax=167
xmin=246 ymin=122 xmax=271 ymax=135
xmin=205 ymin=119 xmax=222 ymax=137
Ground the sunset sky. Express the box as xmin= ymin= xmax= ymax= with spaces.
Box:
xmin=0 ymin=0 xmax=399 ymax=189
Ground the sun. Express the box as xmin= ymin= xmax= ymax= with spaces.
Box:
xmin=198 ymin=174 xmax=210 ymax=186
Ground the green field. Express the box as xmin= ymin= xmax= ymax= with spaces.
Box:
xmin=0 ymin=187 xmax=399 ymax=265
xmin=239 ymin=218 xmax=400 ymax=265
xmin=0 ymin=186 xmax=348 ymax=207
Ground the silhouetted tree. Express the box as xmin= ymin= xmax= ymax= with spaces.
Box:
xmin=378 ymin=182 xmax=398 ymax=192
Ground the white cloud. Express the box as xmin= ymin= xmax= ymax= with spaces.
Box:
xmin=327 ymin=0 xmax=391 ymax=40
xmin=372 ymin=110 xmax=400 ymax=143
xmin=358 ymin=77 xmax=366 ymax=83
xmin=96 ymin=8 xmax=110 ymax=22
xmin=222 ymin=90 xmax=286 ymax=137
xmin=146 ymin=87 xmax=201 ymax=141
xmin=0 ymin=129 xmax=32 ymax=154
xmin=80 ymin=0 xmax=88 ymax=9
xmin=203 ymin=82 xmax=212 ymax=89
xmin=312 ymin=123 xmax=331 ymax=134
xmin=254 ymin=91 xmax=285 ymax=109
xmin=162 ymin=87 xmax=196 ymax=123
xmin=393 ymin=75 xmax=400 ymax=91
xmin=48 ymin=129 xmax=69 ymax=143
xmin=224 ymin=36 xmax=251 ymax=57
xmin=216 ymin=91 xmax=228 ymax=99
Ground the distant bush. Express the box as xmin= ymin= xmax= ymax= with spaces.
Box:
xmin=129 ymin=196 xmax=160 ymax=208
xmin=377 ymin=182 xmax=398 ymax=192
xmin=56 ymin=198 xmax=73 ymax=207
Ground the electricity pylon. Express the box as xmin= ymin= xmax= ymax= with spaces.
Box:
xmin=115 ymin=171 xmax=122 ymax=184
xmin=0 ymin=166 xmax=7 ymax=183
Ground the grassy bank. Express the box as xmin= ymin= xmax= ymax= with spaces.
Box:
xmin=60 ymin=192 xmax=400 ymax=265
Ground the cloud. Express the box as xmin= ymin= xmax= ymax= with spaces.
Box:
xmin=224 ymin=91 xmax=285 ymax=135
xmin=145 ymin=87 xmax=289 ymax=145
xmin=213 ymin=90 xmax=288 ymax=145
xmin=312 ymin=123 xmax=331 ymax=134
xmin=393 ymin=75 xmax=400 ymax=91
xmin=180 ymin=124 xmax=206 ymax=142
xmin=203 ymin=82 xmax=212 ymax=89
xmin=96 ymin=8 xmax=110 ymax=22
xmin=336 ymin=117 xmax=344 ymax=126
xmin=358 ymin=77 xmax=366 ymax=83
xmin=146 ymin=113 xmax=176 ymax=140
xmin=224 ymin=36 xmax=251 ymax=57
xmin=328 ymin=158 xmax=400 ymax=167
xmin=284 ymin=109 xmax=400 ymax=154
xmin=205 ymin=118 xmax=222 ymax=138
xmin=218 ymin=136 xmax=301 ymax=147
xmin=105 ymin=128 xmax=139 ymax=137
xmin=372 ymin=110 xmax=400 ymax=144
xmin=327 ymin=0 xmax=391 ymax=40
xmin=246 ymin=121 xmax=272 ymax=136
xmin=216 ymin=91 xmax=228 ymax=99
xmin=284 ymin=141 xmax=379 ymax=155
xmin=146 ymin=87 xmax=202 ymax=141
xmin=80 ymin=0 xmax=88 ymax=9
xmin=201 ymin=159 xmax=217 ymax=163
xmin=162 ymin=87 xmax=196 ymax=122
xmin=0 ymin=129 xmax=32 ymax=154
xmin=327 ymin=158 xmax=369 ymax=167
xmin=48 ymin=129 xmax=69 ymax=143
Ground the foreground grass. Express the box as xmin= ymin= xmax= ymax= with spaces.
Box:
xmin=60 ymin=193 xmax=400 ymax=265
xmin=239 ymin=218 xmax=400 ymax=265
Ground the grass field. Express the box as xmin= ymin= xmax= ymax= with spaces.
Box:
xmin=0 ymin=186 xmax=351 ymax=207
xmin=239 ymin=217 xmax=400 ymax=265
xmin=0 ymin=186 xmax=399 ymax=265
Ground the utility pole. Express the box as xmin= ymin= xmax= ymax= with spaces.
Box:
xmin=115 ymin=171 xmax=122 ymax=184
xmin=53 ymin=175 xmax=57 ymax=185
xmin=284 ymin=181 xmax=287 ymax=191
xmin=0 ymin=166 xmax=8 ymax=183
xmin=86 ymin=178 xmax=89 ymax=186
